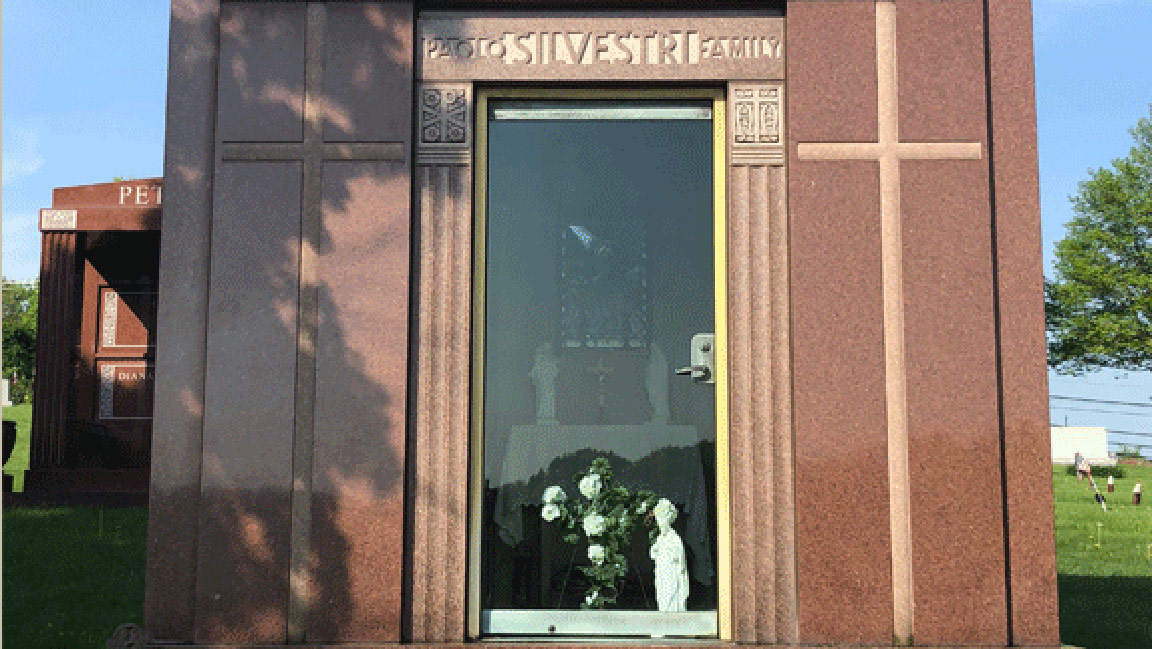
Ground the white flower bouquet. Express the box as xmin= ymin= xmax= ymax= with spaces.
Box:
xmin=540 ymin=457 xmax=660 ymax=609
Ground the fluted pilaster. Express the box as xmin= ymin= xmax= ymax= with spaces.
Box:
xmin=410 ymin=82 xmax=473 ymax=642
xmin=726 ymin=81 xmax=797 ymax=644
xmin=31 ymin=231 xmax=79 ymax=469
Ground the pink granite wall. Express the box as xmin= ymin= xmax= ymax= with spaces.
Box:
xmin=146 ymin=1 xmax=1059 ymax=646
xmin=787 ymin=3 xmax=895 ymax=644
xmin=148 ymin=1 xmax=412 ymax=644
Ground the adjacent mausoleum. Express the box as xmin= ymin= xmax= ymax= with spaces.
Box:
xmin=28 ymin=179 xmax=161 ymax=499
xmin=144 ymin=1 xmax=1060 ymax=647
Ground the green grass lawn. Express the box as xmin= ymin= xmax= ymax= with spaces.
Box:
xmin=1054 ymin=463 xmax=1152 ymax=648
xmin=3 ymin=402 xmax=33 ymax=491
xmin=1 ymin=451 xmax=1149 ymax=646
xmin=2 ymin=506 xmax=147 ymax=648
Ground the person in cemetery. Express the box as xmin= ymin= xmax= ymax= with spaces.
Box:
xmin=1075 ymin=452 xmax=1091 ymax=482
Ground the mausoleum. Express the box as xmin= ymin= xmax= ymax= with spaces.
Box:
xmin=144 ymin=1 xmax=1060 ymax=646
xmin=28 ymin=178 xmax=162 ymax=498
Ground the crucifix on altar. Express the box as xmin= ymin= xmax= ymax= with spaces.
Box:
xmin=586 ymin=356 xmax=616 ymax=423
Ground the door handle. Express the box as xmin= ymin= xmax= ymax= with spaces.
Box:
xmin=675 ymin=364 xmax=712 ymax=381
xmin=675 ymin=333 xmax=715 ymax=384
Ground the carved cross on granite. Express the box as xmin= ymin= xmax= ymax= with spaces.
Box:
xmin=796 ymin=1 xmax=983 ymax=642
xmin=216 ymin=3 xmax=405 ymax=642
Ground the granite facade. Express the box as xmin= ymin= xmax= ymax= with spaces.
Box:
xmin=146 ymin=0 xmax=1059 ymax=646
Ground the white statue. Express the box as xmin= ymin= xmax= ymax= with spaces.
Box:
xmin=649 ymin=498 xmax=689 ymax=612
xmin=645 ymin=343 xmax=670 ymax=424
xmin=529 ymin=342 xmax=559 ymax=425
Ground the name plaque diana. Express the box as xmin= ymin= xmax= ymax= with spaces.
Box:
xmin=418 ymin=12 xmax=785 ymax=81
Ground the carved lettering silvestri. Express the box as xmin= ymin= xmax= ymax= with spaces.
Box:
xmin=418 ymin=14 xmax=784 ymax=80
xmin=423 ymin=31 xmax=782 ymax=66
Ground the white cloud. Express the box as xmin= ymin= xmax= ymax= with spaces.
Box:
xmin=2 ymin=126 xmax=45 ymax=188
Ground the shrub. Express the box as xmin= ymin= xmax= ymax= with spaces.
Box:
xmin=1115 ymin=445 xmax=1143 ymax=460
xmin=1063 ymin=464 xmax=1126 ymax=479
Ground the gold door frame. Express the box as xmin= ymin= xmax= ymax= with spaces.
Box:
xmin=467 ymin=87 xmax=731 ymax=639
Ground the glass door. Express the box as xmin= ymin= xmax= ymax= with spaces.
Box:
xmin=473 ymin=90 xmax=724 ymax=638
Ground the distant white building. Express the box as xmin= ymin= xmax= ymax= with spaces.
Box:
xmin=1051 ymin=426 xmax=1116 ymax=466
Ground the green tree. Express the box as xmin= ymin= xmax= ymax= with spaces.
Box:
xmin=2 ymin=280 xmax=39 ymax=403
xmin=1046 ymin=107 xmax=1152 ymax=373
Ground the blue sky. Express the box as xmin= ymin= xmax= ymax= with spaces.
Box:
xmin=2 ymin=3 xmax=170 ymax=279
xmin=3 ymin=2 xmax=1152 ymax=446
xmin=1032 ymin=0 xmax=1152 ymax=450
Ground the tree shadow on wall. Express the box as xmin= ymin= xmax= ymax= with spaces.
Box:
xmin=149 ymin=1 xmax=421 ymax=644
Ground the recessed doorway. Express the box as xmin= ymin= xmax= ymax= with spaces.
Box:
xmin=469 ymin=89 xmax=729 ymax=638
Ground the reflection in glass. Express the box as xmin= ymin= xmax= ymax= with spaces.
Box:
xmin=481 ymin=100 xmax=716 ymax=632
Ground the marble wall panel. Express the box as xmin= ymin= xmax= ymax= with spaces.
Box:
xmin=322 ymin=3 xmax=413 ymax=143
xmin=895 ymin=3 xmax=1011 ymax=643
xmin=217 ymin=3 xmax=306 ymax=143
xmin=902 ymin=159 xmax=1007 ymax=645
xmin=896 ymin=0 xmax=988 ymax=143
xmin=194 ymin=162 xmax=301 ymax=643
xmin=146 ymin=0 xmax=221 ymax=640
xmin=986 ymin=0 xmax=1061 ymax=643
xmin=787 ymin=2 xmax=892 ymax=643
xmin=786 ymin=1 xmax=877 ymax=144
xmin=789 ymin=160 xmax=893 ymax=645
xmin=309 ymin=160 xmax=411 ymax=642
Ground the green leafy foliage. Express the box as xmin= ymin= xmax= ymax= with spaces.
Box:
xmin=1047 ymin=108 xmax=1152 ymax=373
xmin=2 ymin=281 xmax=38 ymax=403
xmin=1116 ymin=445 xmax=1144 ymax=459
xmin=1063 ymin=464 xmax=1126 ymax=480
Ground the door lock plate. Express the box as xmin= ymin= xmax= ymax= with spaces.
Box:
xmin=675 ymin=333 xmax=715 ymax=384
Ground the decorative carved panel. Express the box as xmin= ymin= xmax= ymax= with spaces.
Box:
xmin=418 ymin=83 xmax=472 ymax=166
xmin=39 ymin=208 xmax=78 ymax=230
xmin=729 ymin=82 xmax=785 ymax=166
xmin=102 ymin=291 xmax=119 ymax=348
xmin=98 ymin=288 xmax=157 ymax=351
